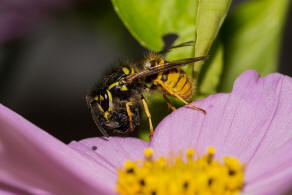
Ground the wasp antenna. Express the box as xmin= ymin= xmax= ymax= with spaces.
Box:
xmin=200 ymin=55 xmax=208 ymax=60
xmin=188 ymin=56 xmax=208 ymax=63
xmin=194 ymin=56 xmax=208 ymax=60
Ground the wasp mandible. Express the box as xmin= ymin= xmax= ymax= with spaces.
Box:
xmin=86 ymin=41 xmax=207 ymax=137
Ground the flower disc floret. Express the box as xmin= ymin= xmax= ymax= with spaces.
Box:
xmin=116 ymin=147 xmax=244 ymax=195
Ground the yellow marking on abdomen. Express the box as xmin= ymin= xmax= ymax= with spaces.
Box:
xmin=173 ymin=73 xmax=187 ymax=92
xmin=156 ymin=69 xmax=192 ymax=101
xmin=177 ymin=75 xmax=193 ymax=100
xmin=179 ymin=81 xmax=192 ymax=100
xmin=165 ymin=70 xmax=180 ymax=86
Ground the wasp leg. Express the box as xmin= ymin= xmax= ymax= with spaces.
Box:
xmin=125 ymin=102 xmax=134 ymax=132
xmin=85 ymin=96 xmax=109 ymax=137
xmin=156 ymin=80 xmax=206 ymax=114
xmin=141 ymin=98 xmax=154 ymax=138
xmin=163 ymin=95 xmax=176 ymax=111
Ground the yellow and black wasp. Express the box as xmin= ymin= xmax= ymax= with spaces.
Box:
xmin=86 ymin=41 xmax=207 ymax=137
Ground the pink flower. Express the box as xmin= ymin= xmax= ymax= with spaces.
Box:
xmin=1 ymin=70 xmax=292 ymax=194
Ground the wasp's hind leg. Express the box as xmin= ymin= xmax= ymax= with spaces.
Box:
xmin=126 ymin=102 xmax=134 ymax=132
xmin=156 ymin=80 xmax=206 ymax=114
xmin=141 ymin=98 xmax=154 ymax=138
xmin=163 ymin=95 xmax=176 ymax=111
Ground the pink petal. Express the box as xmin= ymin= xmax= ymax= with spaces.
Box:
xmin=243 ymin=141 xmax=292 ymax=195
xmin=150 ymin=93 xmax=227 ymax=157
xmin=0 ymin=104 xmax=114 ymax=195
xmin=69 ymin=137 xmax=149 ymax=169
xmin=151 ymin=70 xmax=292 ymax=193
xmin=68 ymin=137 xmax=148 ymax=193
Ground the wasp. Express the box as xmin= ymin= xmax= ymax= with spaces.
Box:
xmin=86 ymin=41 xmax=207 ymax=137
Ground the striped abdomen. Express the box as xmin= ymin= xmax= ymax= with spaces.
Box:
xmin=155 ymin=68 xmax=193 ymax=100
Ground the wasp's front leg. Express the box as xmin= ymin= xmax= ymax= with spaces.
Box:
xmin=125 ymin=101 xmax=134 ymax=132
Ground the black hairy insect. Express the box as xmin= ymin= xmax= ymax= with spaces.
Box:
xmin=86 ymin=41 xmax=207 ymax=137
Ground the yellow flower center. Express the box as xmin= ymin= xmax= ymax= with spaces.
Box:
xmin=116 ymin=147 xmax=244 ymax=195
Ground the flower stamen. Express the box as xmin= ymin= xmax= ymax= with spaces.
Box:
xmin=116 ymin=147 xmax=244 ymax=195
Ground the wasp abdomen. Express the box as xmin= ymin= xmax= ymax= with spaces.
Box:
xmin=155 ymin=68 xmax=193 ymax=101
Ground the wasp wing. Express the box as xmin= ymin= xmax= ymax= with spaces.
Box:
xmin=125 ymin=56 xmax=207 ymax=83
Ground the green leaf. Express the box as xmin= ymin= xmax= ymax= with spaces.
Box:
xmin=111 ymin=0 xmax=199 ymax=60
xmin=219 ymin=0 xmax=291 ymax=92
xmin=198 ymin=40 xmax=224 ymax=98
xmin=194 ymin=0 xmax=232 ymax=74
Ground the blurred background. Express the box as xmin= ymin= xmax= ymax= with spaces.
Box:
xmin=0 ymin=0 xmax=291 ymax=143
